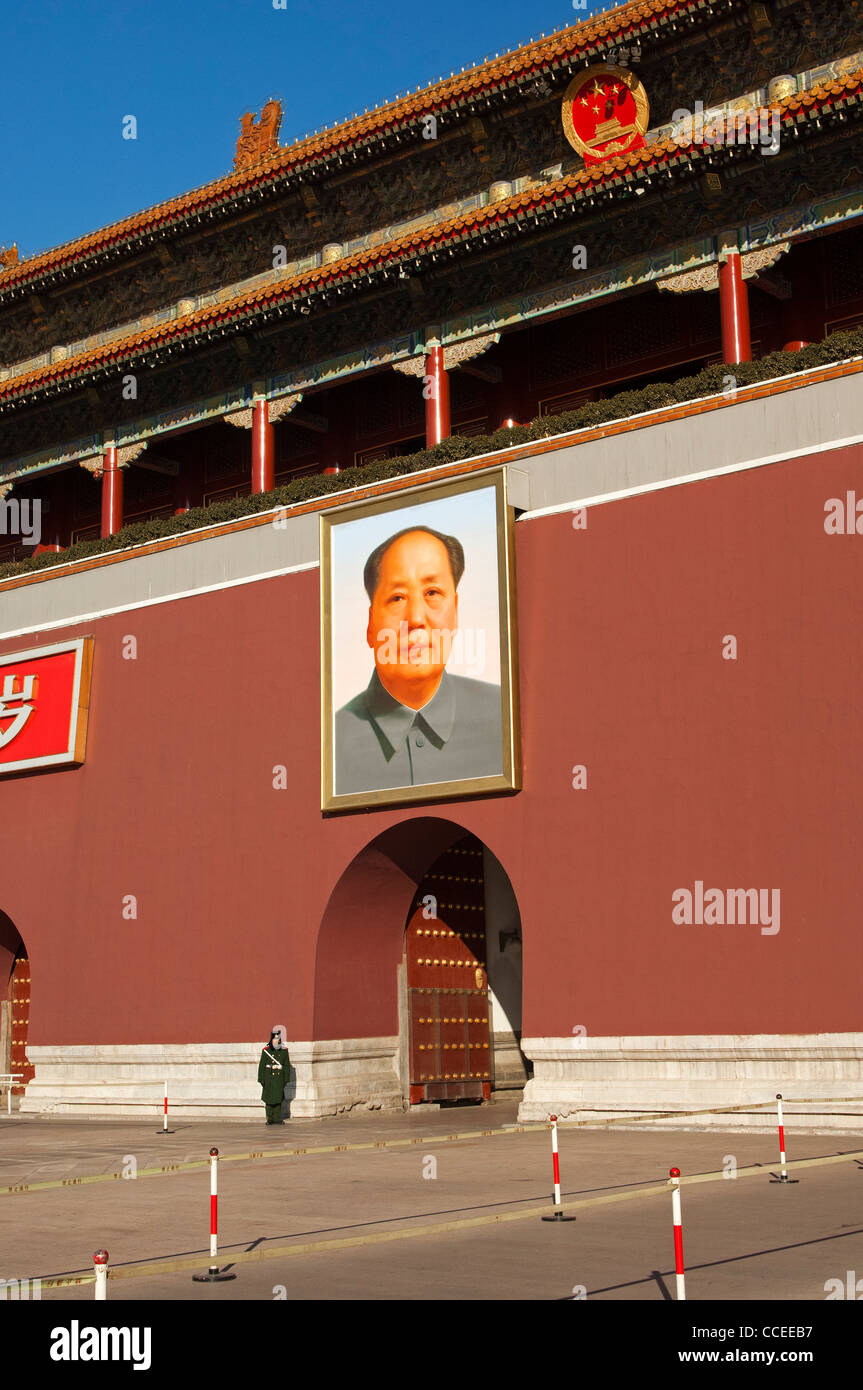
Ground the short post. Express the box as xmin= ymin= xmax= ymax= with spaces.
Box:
xmin=4 ymin=1074 xmax=24 ymax=1116
xmin=156 ymin=1079 xmax=174 ymax=1134
xmin=210 ymin=1147 xmax=218 ymax=1260
xmin=94 ymin=1249 xmax=109 ymax=1301
xmin=541 ymin=1115 xmax=575 ymax=1222
xmin=669 ymin=1168 xmax=686 ymax=1301
xmin=777 ymin=1092 xmax=787 ymax=1180
xmin=192 ymin=1148 xmax=236 ymax=1282
xmin=769 ymin=1093 xmax=799 ymax=1183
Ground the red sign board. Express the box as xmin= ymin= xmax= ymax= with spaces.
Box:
xmin=0 ymin=638 xmax=94 ymax=776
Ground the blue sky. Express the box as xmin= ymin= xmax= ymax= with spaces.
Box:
xmin=1 ymin=0 xmax=607 ymax=258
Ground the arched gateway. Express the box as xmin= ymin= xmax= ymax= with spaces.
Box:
xmin=0 ymin=912 xmax=33 ymax=1110
xmin=303 ymin=818 xmax=526 ymax=1117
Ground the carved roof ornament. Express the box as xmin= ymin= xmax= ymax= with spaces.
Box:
xmin=740 ymin=242 xmax=791 ymax=277
xmin=116 ymin=441 xmax=148 ymax=467
xmin=75 ymin=439 xmax=143 ymax=475
xmin=224 ymin=407 xmax=255 ymax=429
xmin=393 ymin=332 xmax=501 ymax=376
xmin=562 ymin=65 xmax=649 ymax=166
xmin=392 ymin=356 xmax=428 ymax=379
xmin=0 ymin=481 xmax=13 ymax=498
xmin=223 ymin=392 xmax=302 ymax=428
xmin=444 ymin=333 xmax=502 ymax=368
xmin=0 ymin=244 xmax=19 ymax=271
xmin=234 ymin=100 xmax=282 ymax=172
xmin=657 ymin=242 xmax=791 ymax=293
xmin=768 ymin=74 xmax=797 ymax=102
xmin=269 ymin=393 xmax=303 ymax=422
xmin=657 ymin=264 xmax=720 ymax=293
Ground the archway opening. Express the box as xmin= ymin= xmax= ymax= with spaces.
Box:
xmin=401 ymin=830 xmax=527 ymax=1106
xmin=0 ymin=912 xmax=33 ymax=1108
xmin=312 ymin=818 xmax=526 ymax=1113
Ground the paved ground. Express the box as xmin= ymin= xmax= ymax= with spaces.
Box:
xmin=1 ymin=1097 xmax=861 ymax=1301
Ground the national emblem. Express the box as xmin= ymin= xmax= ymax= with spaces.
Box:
xmin=561 ymin=65 xmax=649 ymax=167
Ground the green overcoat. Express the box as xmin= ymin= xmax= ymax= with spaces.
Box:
xmin=258 ymin=1046 xmax=289 ymax=1104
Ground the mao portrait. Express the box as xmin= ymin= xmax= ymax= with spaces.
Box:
xmin=321 ymin=471 xmax=520 ymax=810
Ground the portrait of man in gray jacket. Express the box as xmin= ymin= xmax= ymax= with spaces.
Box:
xmin=334 ymin=525 xmax=503 ymax=795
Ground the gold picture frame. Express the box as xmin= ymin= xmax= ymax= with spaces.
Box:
xmin=320 ymin=468 xmax=521 ymax=811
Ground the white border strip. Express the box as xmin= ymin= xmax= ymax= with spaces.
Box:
xmin=1 ymin=425 xmax=861 ymax=645
xmin=520 ymin=430 xmax=863 ymax=520
xmin=0 ymin=562 xmax=318 ymax=643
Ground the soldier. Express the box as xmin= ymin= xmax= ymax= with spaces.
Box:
xmin=258 ymin=1028 xmax=289 ymax=1124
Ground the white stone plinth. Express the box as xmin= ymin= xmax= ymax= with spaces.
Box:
xmin=20 ymin=1043 xmax=272 ymax=1119
xmin=19 ymin=1036 xmax=403 ymax=1120
xmin=288 ymin=1037 xmax=402 ymax=1118
xmin=517 ymin=1033 xmax=863 ymax=1132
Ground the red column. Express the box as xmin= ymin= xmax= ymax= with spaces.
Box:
xmin=173 ymin=471 xmax=192 ymax=516
xmin=718 ymin=251 xmax=752 ymax=365
xmin=33 ymin=506 xmax=63 ymax=554
xmin=424 ymin=345 xmax=451 ymax=447
xmin=100 ymin=445 xmax=124 ymax=538
xmin=251 ymin=399 xmax=275 ymax=494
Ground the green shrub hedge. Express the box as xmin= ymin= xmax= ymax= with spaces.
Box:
xmin=2 ymin=326 xmax=861 ymax=582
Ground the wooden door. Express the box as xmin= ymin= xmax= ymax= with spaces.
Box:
xmin=10 ymin=956 xmax=34 ymax=1096
xmin=406 ymin=835 xmax=492 ymax=1103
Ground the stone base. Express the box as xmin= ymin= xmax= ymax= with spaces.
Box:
xmin=20 ymin=1044 xmax=275 ymax=1119
xmin=492 ymin=1031 xmax=530 ymax=1090
xmin=517 ymin=1033 xmax=863 ymax=1132
xmin=19 ymin=1037 xmax=403 ymax=1121
xmin=289 ymin=1037 xmax=403 ymax=1118
xmin=28 ymin=1033 xmax=859 ymax=1130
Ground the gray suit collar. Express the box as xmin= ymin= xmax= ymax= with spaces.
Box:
xmin=365 ymin=668 xmax=456 ymax=753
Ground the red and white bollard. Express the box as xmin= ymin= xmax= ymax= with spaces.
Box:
xmin=669 ymin=1168 xmax=686 ymax=1301
xmin=769 ymin=1093 xmax=799 ymax=1183
xmin=192 ymin=1147 xmax=236 ymax=1282
xmin=93 ymin=1249 xmax=109 ymax=1301
xmin=541 ymin=1115 xmax=575 ymax=1223
xmin=209 ymin=1147 xmax=218 ymax=1258
xmin=156 ymin=1079 xmax=174 ymax=1134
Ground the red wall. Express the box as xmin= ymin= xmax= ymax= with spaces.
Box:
xmin=1 ymin=442 xmax=861 ymax=1045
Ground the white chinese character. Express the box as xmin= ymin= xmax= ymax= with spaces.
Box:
xmin=0 ymin=674 xmax=36 ymax=748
